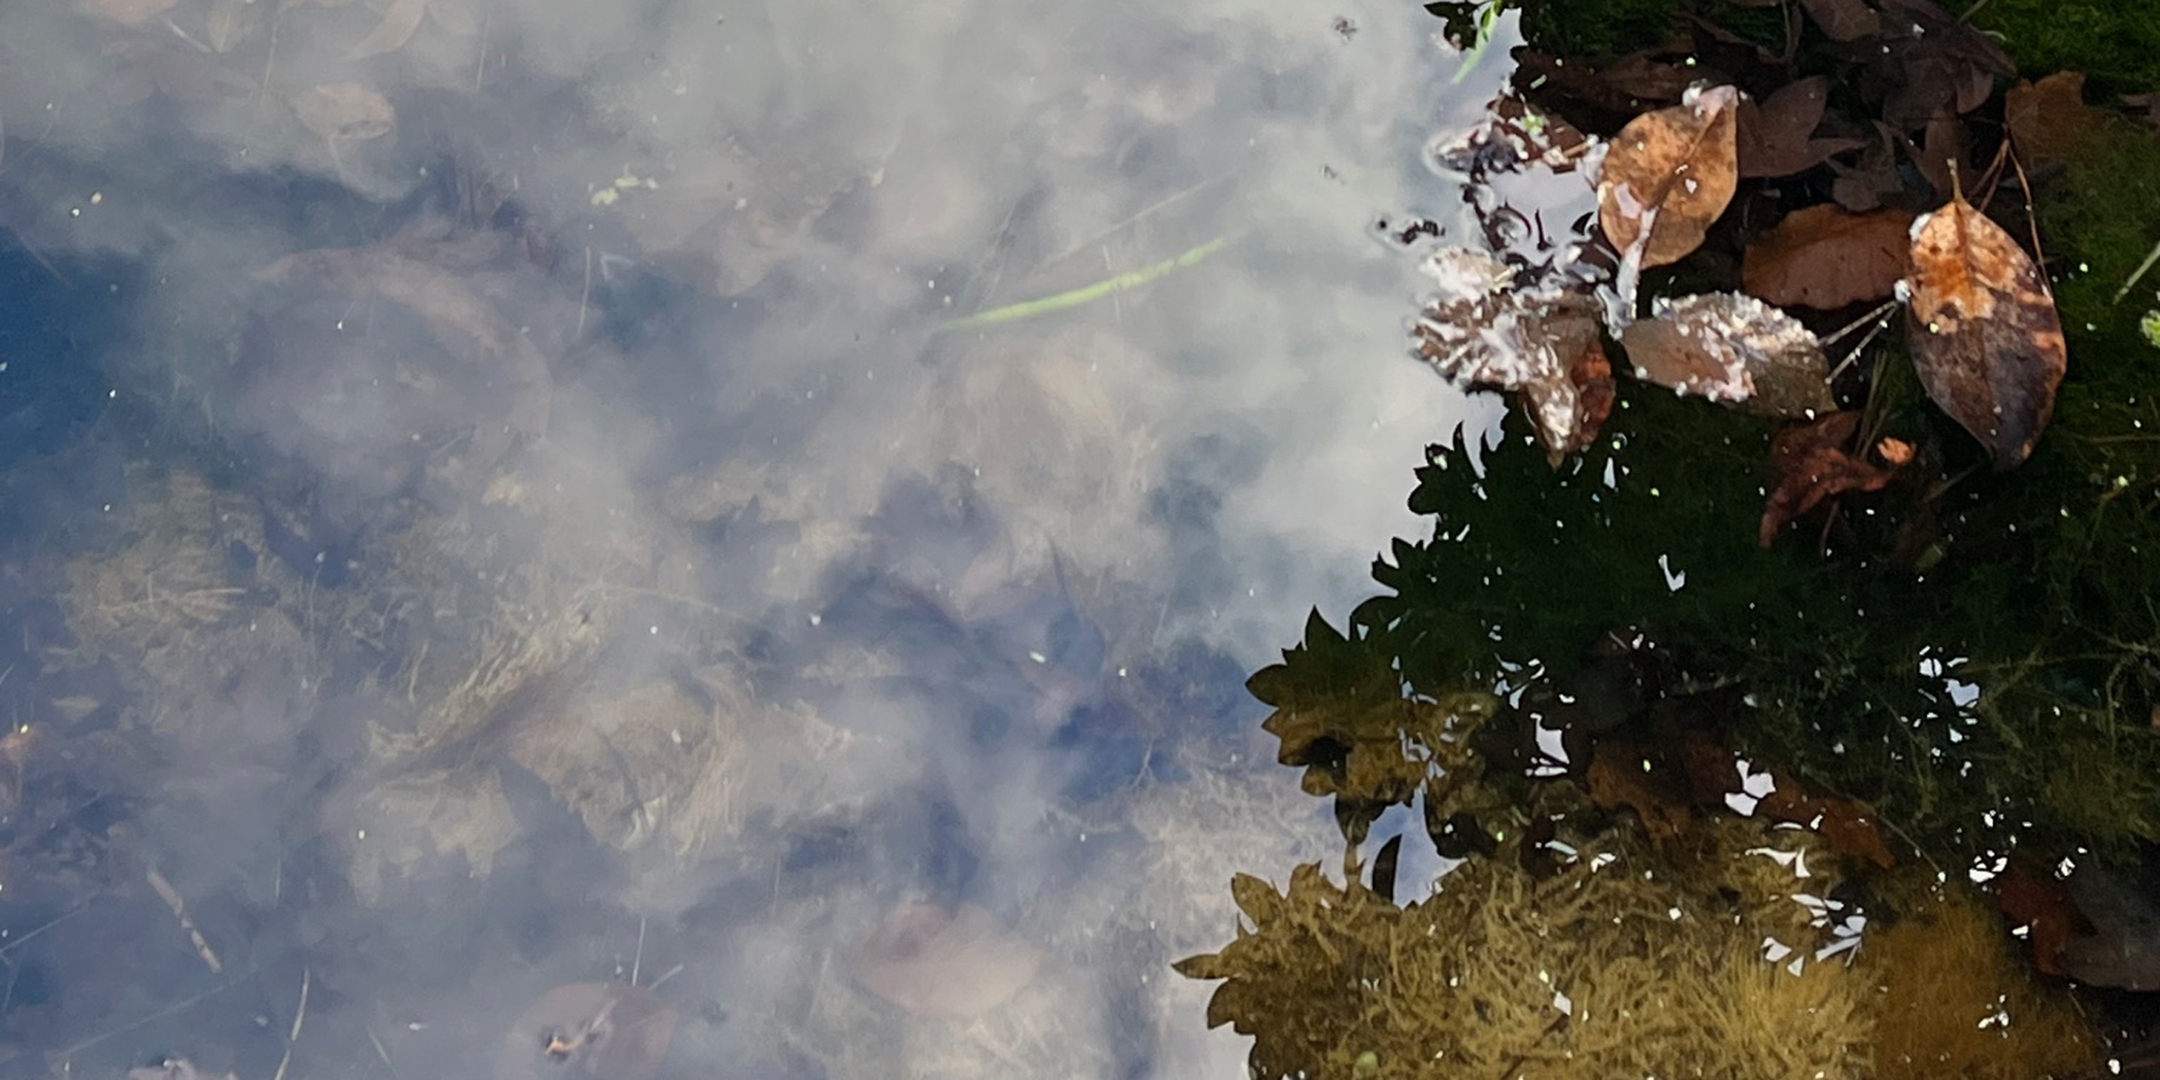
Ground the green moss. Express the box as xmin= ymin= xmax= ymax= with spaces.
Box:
xmin=1971 ymin=0 xmax=2160 ymax=97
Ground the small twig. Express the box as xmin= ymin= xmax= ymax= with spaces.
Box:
xmin=1825 ymin=302 xmax=1899 ymax=382
xmin=270 ymin=967 xmax=311 ymax=1080
xmin=146 ymin=868 xmax=224 ymax=974
xmin=630 ymin=917 xmax=646 ymax=988
xmin=575 ymin=245 xmax=593 ymax=341
xmin=644 ymin=963 xmax=685 ymax=992
xmin=365 ymin=1021 xmax=395 ymax=1073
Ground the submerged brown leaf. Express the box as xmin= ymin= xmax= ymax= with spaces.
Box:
xmin=1413 ymin=248 xmax=1612 ymax=459
xmin=291 ymin=82 xmax=396 ymax=141
xmin=1758 ymin=411 xmax=1904 ymax=547
xmin=1743 ymin=204 xmax=1914 ymax=311
xmin=2006 ymin=72 xmax=2110 ymax=174
xmin=1620 ymin=291 xmax=1833 ymax=417
xmin=1597 ymin=84 xmax=1740 ymax=269
xmin=255 ymin=240 xmax=553 ymax=487
xmin=1902 ymin=186 xmax=2067 ymax=468
xmin=853 ymin=903 xmax=1044 ymax=1018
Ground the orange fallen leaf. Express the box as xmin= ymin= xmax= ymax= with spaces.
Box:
xmin=1597 ymin=84 xmax=1740 ymax=269
xmin=1743 ymin=204 xmax=1914 ymax=311
xmin=1902 ymin=179 xmax=2067 ymax=468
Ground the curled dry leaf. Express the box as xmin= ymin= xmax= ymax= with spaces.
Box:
xmin=1597 ymin=84 xmax=1740 ymax=269
xmin=1413 ymin=247 xmax=1613 ymax=460
xmin=347 ymin=0 xmax=430 ymax=61
xmin=291 ymin=82 xmax=397 ymax=141
xmin=1620 ymin=291 xmax=1834 ymax=417
xmin=1743 ymin=204 xmax=1914 ymax=310
xmin=497 ymin=983 xmax=677 ymax=1080
xmin=853 ymin=903 xmax=1044 ymax=1018
xmin=1758 ymin=411 xmax=1904 ymax=547
xmin=1901 ymin=185 xmax=2067 ymax=468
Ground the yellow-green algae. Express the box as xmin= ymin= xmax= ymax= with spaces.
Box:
xmin=1178 ymin=781 xmax=2098 ymax=1080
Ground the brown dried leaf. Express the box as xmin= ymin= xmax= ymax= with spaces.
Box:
xmin=1874 ymin=0 xmax=2015 ymax=130
xmin=1737 ymin=76 xmax=1865 ymax=179
xmin=1597 ymin=84 xmax=1740 ymax=269
xmin=1413 ymin=248 xmax=1613 ymax=459
xmin=75 ymin=0 xmax=181 ymax=26
xmin=1903 ymin=186 xmax=2068 ymax=468
xmin=1911 ymin=114 xmax=1970 ymax=202
xmin=1743 ymin=204 xmax=1915 ymax=310
xmin=1586 ymin=738 xmax=1694 ymax=844
xmin=347 ymin=0 xmax=430 ymax=61
xmin=852 ymin=903 xmax=1044 ymax=1018
xmin=290 ymin=81 xmax=396 ymax=141
xmin=1620 ymin=292 xmax=1834 ymax=416
xmin=1797 ymin=0 xmax=1880 ymax=41
xmin=2006 ymin=72 xmax=2109 ymax=174
xmin=497 ymin=983 xmax=676 ymax=1080
xmin=1758 ymin=411 xmax=1900 ymax=546
xmin=1677 ymin=731 xmax=1894 ymax=867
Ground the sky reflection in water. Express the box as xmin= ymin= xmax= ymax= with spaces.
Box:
xmin=0 ymin=1 xmax=1509 ymax=1075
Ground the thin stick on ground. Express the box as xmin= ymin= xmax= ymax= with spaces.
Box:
xmin=271 ymin=967 xmax=311 ymax=1080
xmin=146 ymin=867 xmax=224 ymax=974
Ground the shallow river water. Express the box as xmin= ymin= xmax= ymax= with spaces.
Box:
xmin=0 ymin=1 xmax=1509 ymax=1076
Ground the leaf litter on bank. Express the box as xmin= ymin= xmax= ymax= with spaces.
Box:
xmin=1900 ymin=170 xmax=2067 ymax=468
